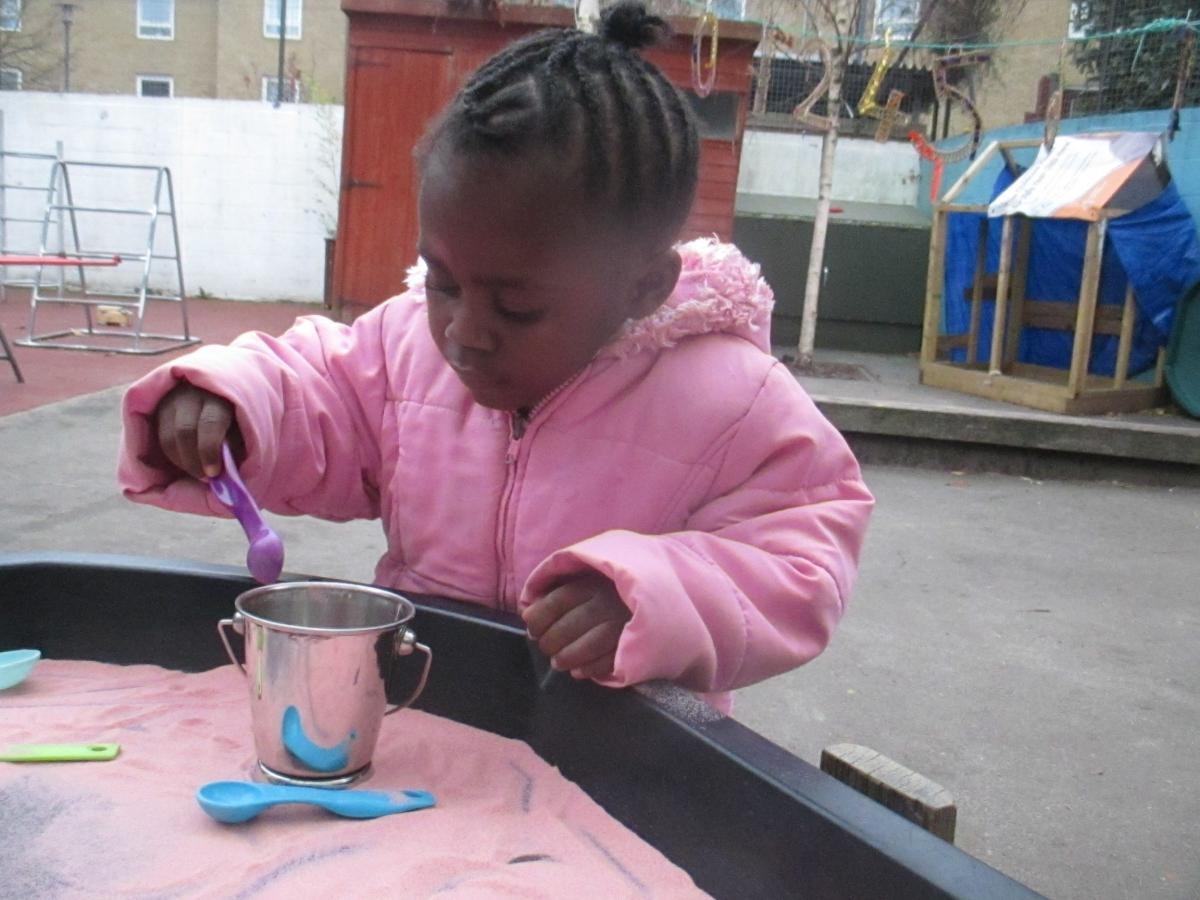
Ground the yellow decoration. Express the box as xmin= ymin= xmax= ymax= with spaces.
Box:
xmin=692 ymin=11 xmax=719 ymax=99
xmin=858 ymin=31 xmax=907 ymax=141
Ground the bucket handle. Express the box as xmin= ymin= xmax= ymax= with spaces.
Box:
xmin=218 ymin=614 xmax=247 ymax=676
xmin=218 ymin=615 xmax=430 ymax=710
xmin=386 ymin=627 xmax=432 ymax=715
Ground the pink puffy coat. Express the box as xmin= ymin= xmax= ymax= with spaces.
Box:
xmin=119 ymin=239 xmax=873 ymax=709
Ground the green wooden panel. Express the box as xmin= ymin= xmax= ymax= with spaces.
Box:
xmin=733 ymin=214 xmax=931 ymax=353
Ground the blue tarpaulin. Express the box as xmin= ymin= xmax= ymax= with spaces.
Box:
xmin=942 ymin=168 xmax=1200 ymax=377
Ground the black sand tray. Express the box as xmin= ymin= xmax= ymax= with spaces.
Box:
xmin=0 ymin=553 xmax=1042 ymax=899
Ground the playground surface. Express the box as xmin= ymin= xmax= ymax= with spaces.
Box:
xmin=2 ymin=290 xmax=1198 ymax=899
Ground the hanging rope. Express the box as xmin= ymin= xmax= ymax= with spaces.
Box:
xmin=1043 ymin=39 xmax=1069 ymax=151
xmin=1169 ymin=29 xmax=1196 ymax=140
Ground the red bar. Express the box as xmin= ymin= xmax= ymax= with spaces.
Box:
xmin=0 ymin=255 xmax=122 ymax=267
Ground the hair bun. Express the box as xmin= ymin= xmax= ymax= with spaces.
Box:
xmin=599 ymin=1 xmax=670 ymax=50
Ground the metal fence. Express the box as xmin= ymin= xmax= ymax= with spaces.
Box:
xmin=1063 ymin=1 xmax=1198 ymax=117
xmin=727 ymin=0 xmax=1197 ymax=138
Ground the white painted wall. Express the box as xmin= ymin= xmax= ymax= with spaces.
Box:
xmin=0 ymin=93 xmax=341 ymax=302
xmin=1 ymin=93 xmax=920 ymax=301
xmin=737 ymin=128 xmax=921 ymax=206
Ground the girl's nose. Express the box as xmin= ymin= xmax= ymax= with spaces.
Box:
xmin=444 ymin=303 xmax=497 ymax=353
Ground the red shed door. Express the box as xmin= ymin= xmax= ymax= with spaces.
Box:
xmin=337 ymin=46 xmax=454 ymax=318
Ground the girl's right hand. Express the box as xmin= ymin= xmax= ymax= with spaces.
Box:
xmin=154 ymin=382 xmax=238 ymax=481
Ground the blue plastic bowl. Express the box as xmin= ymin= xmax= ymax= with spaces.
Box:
xmin=0 ymin=649 xmax=41 ymax=690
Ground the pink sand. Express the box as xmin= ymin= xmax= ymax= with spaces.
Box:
xmin=0 ymin=661 xmax=707 ymax=898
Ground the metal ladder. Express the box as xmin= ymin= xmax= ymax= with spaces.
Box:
xmin=18 ymin=160 xmax=199 ymax=355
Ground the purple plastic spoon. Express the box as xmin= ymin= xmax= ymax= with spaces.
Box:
xmin=207 ymin=442 xmax=284 ymax=583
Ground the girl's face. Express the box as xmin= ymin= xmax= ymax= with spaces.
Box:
xmin=418 ymin=151 xmax=676 ymax=412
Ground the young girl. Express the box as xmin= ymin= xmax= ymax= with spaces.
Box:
xmin=118 ymin=2 xmax=873 ymax=711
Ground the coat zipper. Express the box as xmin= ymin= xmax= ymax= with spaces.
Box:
xmin=494 ymin=369 xmax=588 ymax=608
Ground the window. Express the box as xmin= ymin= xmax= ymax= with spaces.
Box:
xmin=683 ymin=89 xmax=739 ymax=140
xmin=1068 ymin=1 xmax=1092 ymax=39
xmin=0 ymin=67 xmax=21 ymax=91
xmin=263 ymin=0 xmax=301 ymax=39
xmin=137 ymin=75 xmax=173 ymax=98
xmin=873 ymin=0 xmax=920 ymax=41
xmin=710 ymin=0 xmax=744 ymax=19
xmin=262 ymin=76 xmax=302 ymax=103
xmin=138 ymin=0 xmax=174 ymax=39
xmin=1 ymin=0 xmax=20 ymax=31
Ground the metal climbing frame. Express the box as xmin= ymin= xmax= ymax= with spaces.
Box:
xmin=18 ymin=160 xmax=198 ymax=355
xmin=0 ymin=319 xmax=20 ymax=383
xmin=0 ymin=117 xmax=66 ymax=381
xmin=0 ymin=113 xmax=68 ymax=301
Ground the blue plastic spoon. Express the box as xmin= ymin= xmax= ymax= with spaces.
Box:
xmin=196 ymin=780 xmax=435 ymax=824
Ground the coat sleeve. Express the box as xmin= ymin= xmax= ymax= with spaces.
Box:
xmin=519 ymin=363 xmax=874 ymax=694
xmin=117 ymin=306 xmax=394 ymax=522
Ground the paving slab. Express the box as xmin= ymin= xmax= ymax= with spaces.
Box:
xmin=783 ymin=350 xmax=1200 ymax=481
xmin=2 ymin=388 xmax=1196 ymax=900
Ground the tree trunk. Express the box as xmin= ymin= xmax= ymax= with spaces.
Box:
xmin=797 ymin=52 xmax=842 ymax=369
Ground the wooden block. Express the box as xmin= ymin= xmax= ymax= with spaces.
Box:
xmin=95 ymin=305 xmax=132 ymax=327
xmin=821 ymin=743 xmax=957 ymax=843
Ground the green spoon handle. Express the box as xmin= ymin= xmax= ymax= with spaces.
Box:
xmin=0 ymin=742 xmax=120 ymax=762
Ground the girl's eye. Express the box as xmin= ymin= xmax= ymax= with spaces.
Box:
xmin=425 ymin=280 xmax=459 ymax=298
xmin=497 ymin=307 xmax=543 ymax=325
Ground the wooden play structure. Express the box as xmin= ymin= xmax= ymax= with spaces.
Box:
xmin=920 ymin=135 xmax=1172 ymax=415
xmin=333 ymin=0 xmax=760 ymax=320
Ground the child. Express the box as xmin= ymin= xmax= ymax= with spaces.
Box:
xmin=118 ymin=2 xmax=873 ymax=711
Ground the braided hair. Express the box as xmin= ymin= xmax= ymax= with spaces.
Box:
xmin=418 ymin=1 xmax=699 ymax=245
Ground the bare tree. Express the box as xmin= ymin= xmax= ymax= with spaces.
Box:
xmin=0 ymin=1 xmax=68 ymax=92
xmin=789 ymin=0 xmax=866 ymax=369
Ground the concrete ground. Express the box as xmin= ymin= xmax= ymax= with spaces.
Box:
xmin=2 ymin=385 xmax=1198 ymax=900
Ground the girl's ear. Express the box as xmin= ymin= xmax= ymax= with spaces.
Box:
xmin=626 ymin=248 xmax=682 ymax=320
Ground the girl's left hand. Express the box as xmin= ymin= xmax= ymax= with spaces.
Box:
xmin=522 ymin=573 xmax=631 ymax=680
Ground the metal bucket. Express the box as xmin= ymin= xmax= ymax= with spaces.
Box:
xmin=218 ymin=581 xmax=432 ymax=787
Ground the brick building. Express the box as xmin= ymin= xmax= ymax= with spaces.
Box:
xmin=0 ymin=0 xmax=348 ymax=100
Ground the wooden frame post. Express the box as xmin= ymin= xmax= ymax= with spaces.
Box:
xmin=1114 ymin=282 xmax=1137 ymax=389
xmin=966 ymin=217 xmax=988 ymax=365
xmin=1004 ymin=217 xmax=1033 ymax=368
xmin=988 ymin=216 xmax=1015 ymax=376
xmin=921 ymin=208 xmax=948 ymax=366
xmin=1067 ymin=218 xmax=1107 ymax=394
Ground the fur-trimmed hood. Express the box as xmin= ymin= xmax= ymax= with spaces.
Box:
xmin=405 ymin=237 xmax=774 ymax=358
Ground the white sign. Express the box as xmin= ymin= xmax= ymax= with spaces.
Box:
xmin=988 ymin=132 xmax=1160 ymax=220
